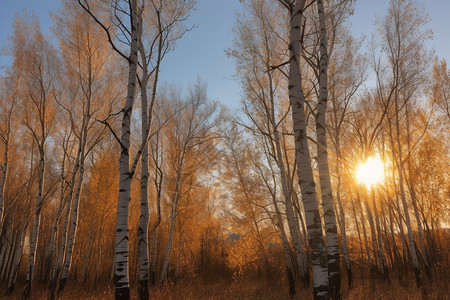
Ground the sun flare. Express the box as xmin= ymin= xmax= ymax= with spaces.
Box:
xmin=356 ymin=156 xmax=385 ymax=189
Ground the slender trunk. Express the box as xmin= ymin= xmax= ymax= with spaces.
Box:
xmin=137 ymin=9 xmax=162 ymax=295
xmin=393 ymin=94 xmax=421 ymax=285
xmin=316 ymin=0 xmax=340 ymax=297
xmin=50 ymin=142 xmax=85 ymax=299
xmin=0 ymin=138 xmax=9 ymax=234
xmin=404 ymin=106 xmax=430 ymax=275
xmin=6 ymin=234 xmax=19 ymax=285
xmin=270 ymin=75 xmax=308 ymax=282
xmin=160 ymin=171 xmax=181 ymax=284
xmin=336 ymin=159 xmax=351 ymax=286
xmin=50 ymin=191 xmax=71 ymax=300
xmin=81 ymin=223 xmax=95 ymax=283
xmin=356 ymin=191 xmax=372 ymax=268
xmin=47 ymin=157 xmax=66 ymax=296
xmin=362 ymin=191 xmax=379 ymax=272
xmin=371 ymin=189 xmax=389 ymax=278
xmin=114 ymin=1 xmax=139 ymax=299
xmin=293 ymin=193 xmax=309 ymax=251
xmin=272 ymin=192 xmax=296 ymax=297
xmin=150 ymin=145 xmax=163 ymax=286
xmin=150 ymin=194 xmax=161 ymax=286
xmin=7 ymin=220 xmax=25 ymax=293
xmin=138 ymin=55 xmax=150 ymax=300
xmin=3 ymin=234 xmax=15 ymax=281
xmin=288 ymin=1 xmax=329 ymax=298
xmin=23 ymin=148 xmax=45 ymax=299
xmin=7 ymin=233 xmax=24 ymax=294
xmin=58 ymin=161 xmax=86 ymax=293
xmin=174 ymin=230 xmax=183 ymax=281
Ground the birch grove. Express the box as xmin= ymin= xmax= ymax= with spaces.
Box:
xmin=0 ymin=0 xmax=448 ymax=299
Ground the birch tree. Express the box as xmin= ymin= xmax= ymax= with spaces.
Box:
xmin=160 ymin=82 xmax=218 ymax=284
xmin=314 ymin=1 xmax=340 ymax=297
xmin=78 ymin=1 xmax=194 ymax=297
xmin=377 ymin=0 xmax=432 ymax=285
xmin=47 ymin=1 xmax=119 ymax=296
xmin=136 ymin=1 xmax=194 ymax=297
xmin=11 ymin=14 xmax=59 ymax=299
xmin=77 ymin=1 xmax=140 ymax=298
xmin=0 ymin=71 xmax=19 ymax=235
xmin=230 ymin=0 xmax=309 ymax=286
xmin=279 ymin=0 xmax=330 ymax=297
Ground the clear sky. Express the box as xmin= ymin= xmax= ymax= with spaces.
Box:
xmin=1 ymin=0 xmax=449 ymax=110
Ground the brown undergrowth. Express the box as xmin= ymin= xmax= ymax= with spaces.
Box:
xmin=3 ymin=268 xmax=449 ymax=300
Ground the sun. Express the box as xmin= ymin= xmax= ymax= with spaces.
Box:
xmin=356 ymin=156 xmax=385 ymax=189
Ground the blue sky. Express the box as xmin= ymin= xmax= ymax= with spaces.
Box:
xmin=1 ymin=0 xmax=449 ymax=110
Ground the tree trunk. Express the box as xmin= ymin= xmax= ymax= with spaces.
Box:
xmin=362 ymin=191 xmax=379 ymax=272
xmin=23 ymin=148 xmax=45 ymax=299
xmin=138 ymin=54 xmax=150 ymax=300
xmin=336 ymin=159 xmax=352 ymax=286
xmin=114 ymin=1 xmax=139 ymax=299
xmin=393 ymin=94 xmax=421 ymax=285
xmin=316 ymin=0 xmax=340 ymax=297
xmin=150 ymin=192 xmax=161 ymax=286
xmin=288 ymin=1 xmax=329 ymax=298
xmin=160 ymin=170 xmax=181 ymax=284
xmin=404 ymin=105 xmax=430 ymax=276
xmin=58 ymin=160 xmax=86 ymax=293
xmin=270 ymin=70 xmax=308 ymax=283
xmin=371 ymin=189 xmax=389 ymax=278
xmin=0 ymin=138 xmax=9 ymax=234
xmin=272 ymin=192 xmax=296 ymax=297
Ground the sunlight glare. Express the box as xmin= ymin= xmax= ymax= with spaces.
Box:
xmin=356 ymin=156 xmax=384 ymax=189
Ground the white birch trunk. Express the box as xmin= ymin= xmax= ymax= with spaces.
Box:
xmin=23 ymin=148 xmax=45 ymax=299
xmin=288 ymin=0 xmax=329 ymax=298
xmin=273 ymin=120 xmax=308 ymax=281
xmin=59 ymin=160 xmax=86 ymax=291
xmin=50 ymin=135 xmax=85 ymax=299
xmin=316 ymin=0 xmax=340 ymax=297
xmin=137 ymin=19 xmax=160 ymax=296
xmin=50 ymin=190 xmax=71 ymax=298
xmin=138 ymin=95 xmax=150 ymax=300
xmin=114 ymin=1 xmax=139 ymax=298
xmin=268 ymin=60 xmax=308 ymax=281
xmin=48 ymin=156 xmax=66 ymax=296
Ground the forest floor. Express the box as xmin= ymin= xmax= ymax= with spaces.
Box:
xmin=3 ymin=273 xmax=449 ymax=300
xmin=3 ymin=266 xmax=449 ymax=300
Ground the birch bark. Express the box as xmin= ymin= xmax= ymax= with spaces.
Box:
xmin=315 ymin=0 xmax=340 ymax=297
xmin=114 ymin=1 xmax=139 ymax=298
xmin=23 ymin=147 xmax=45 ymax=299
xmin=287 ymin=0 xmax=329 ymax=298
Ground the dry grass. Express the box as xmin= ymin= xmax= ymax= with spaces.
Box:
xmin=3 ymin=271 xmax=449 ymax=300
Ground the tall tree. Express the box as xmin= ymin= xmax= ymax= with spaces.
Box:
xmin=281 ymin=0 xmax=330 ymax=298
xmin=11 ymin=14 xmax=59 ymax=299
xmin=315 ymin=0 xmax=340 ymax=297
